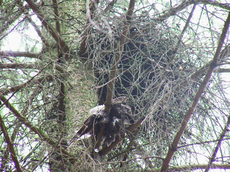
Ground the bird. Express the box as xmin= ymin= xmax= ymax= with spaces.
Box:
xmin=69 ymin=105 xmax=109 ymax=145
xmin=69 ymin=97 xmax=134 ymax=149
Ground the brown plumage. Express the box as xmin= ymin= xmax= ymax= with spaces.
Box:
xmin=70 ymin=97 xmax=134 ymax=149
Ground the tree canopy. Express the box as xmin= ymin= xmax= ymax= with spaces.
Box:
xmin=0 ymin=0 xmax=230 ymax=171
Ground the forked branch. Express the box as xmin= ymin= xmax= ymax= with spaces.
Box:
xmin=161 ymin=11 xmax=230 ymax=171
xmin=105 ymin=0 xmax=136 ymax=113
xmin=204 ymin=115 xmax=230 ymax=171
xmin=93 ymin=0 xmax=136 ymax=155
xmin=0 ymin=96 xmax=70 ymax=156
xmin=25 ymin=0 xmax=70 ymax=60
xmin=0 ymin=115 xmax=22 ymax=172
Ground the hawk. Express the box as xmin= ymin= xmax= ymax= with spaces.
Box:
xmin=69 ymin=97 xmax=134 ymax=149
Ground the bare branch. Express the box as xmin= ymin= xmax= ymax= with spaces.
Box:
xmin=203 ymin=0 xmax=230 ymax=10
xmin=170 ymin=4 xmax=197 ymax=63
xmin=0 ymin=63 xmax=38 ymax=69
xmin=0 ymin=16 xmax=27 ymax=40
xmin=168 ymin=163 xmax=230 ymax=171
xmin=216 ymin=68 xmax=230 ymax=73
xmin=174 ymin=44 xmax=230 ymax=92
xmin=0 ymin=115 xmax=22 ymax=172
xmin=0 ymin=61 xmax=52 ymax=108
xmin=0 ymin=10 xmax=24 ymax=39
xmin=155 ymin=0 xmax=230 ymax=22
xmin=52 ymin=0 xmax=61 ymax=34
xmin=0 ymin=51 xmax=41 ymax=59
xmin=161 ymin=11 xmax=230 ymax=171
xmin=205 ymin=115 xmax=230 ymax=171
xmin=0 ymin=96 xmax=70 ymax=156
xmin=0 ymin=87 xmax=42 ymax=169
xmin=25 ymin=15 xmax=50 ymax=48
xmin=105 ymin=0 xmax=136 ymax=113
xmin=103 ymin=0 xmax=117 ymax=13
xmin=25 ymin=0 xmax=70 ymax=60
xmin=0 ymin=75 xmax=53 ymax=97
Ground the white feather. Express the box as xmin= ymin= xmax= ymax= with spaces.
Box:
xmin=89 ymin=105 xmax=105 ymax=115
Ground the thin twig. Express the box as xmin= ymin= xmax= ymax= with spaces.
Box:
xmin=25 ymin=0 xmax=70 ymax=60
xmin=0 ymin=51 xmax=41 ymax=59
xmin=155 ymin=0 xmax=230 ymax=23
xmin=0 ymin=96 xmax=70 ymax=156
xmin=0 ymin=61 xmax=53 ymax=109
xmin=0 ymin=5 xmax=24 ymax=39
xmin=0 ymin=116 xmax=22 ymax=172
xmin=170 ymin=3 xmax=197 ymax=63
xmin=26 ymin=15 xmax=50 ymax=48
xmin=105 ymin=0 xmax=136 ymax=113
xmin=0 ymin=75 xmax=53 ymax=97
xmin=0 ymin=63 xmax=38 ymax=69
xmin=161 ymin=11 xmax=230 ymax=171
xmin=205 ymin=115 xmax=230 ymax=171
xmin=168 ymin=163 xmax=230 ymax=171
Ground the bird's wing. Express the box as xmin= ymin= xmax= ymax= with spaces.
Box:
xmin=77 ymin=115 xmax=96 ymax=136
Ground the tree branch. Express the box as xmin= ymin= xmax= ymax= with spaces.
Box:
xmin=103 ymin=0 xmax=117 ymax=13
xmin=205 ymin=115 xmax=230 ymax=171
xmin=0 ymin=5 xmax=24 ymax=39
xmin=216 ymin=68 xmax=230 ymax=73
xmin=161 ymin=11 xmax=230 ymax=171
xmin=25 ymin=15 xmax=50 ymax=48
xmin=105 ymin=0 xmax=136 ymax=113
xmin=0 ymin=115 xmax=22 ymax=172
xmin=0 ymin=85 xmax=42 ymax=171
xmin=0 ymin=75 xmax=53 ymax=97
xmin=170 ymin=4 xmax=197 ymax=63
xmin=0 ymin=63 xmax=38 ymax=69
xmin=155 ymin=0 xmax=230 ymax=23
xmin=168 ymin=163 xmax=230 ymax=171
xmin=0 ymin=96 xmax=70 ymax=156
xmin=174 ymin=44 xmax=230 ymax=93
xmin=0 ymin=60 xmax=52 ymax=110
xmin=25 ymin=0 xmax=70 ymax=60
xmin=0 ymin=51 xmax=41 ymax=59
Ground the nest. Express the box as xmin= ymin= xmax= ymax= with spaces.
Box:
xmin=79 ymin=13 xmax=200 ymax=156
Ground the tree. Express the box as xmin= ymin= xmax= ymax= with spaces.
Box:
xmin=0 ymin=0 xmax=230 ymax=171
